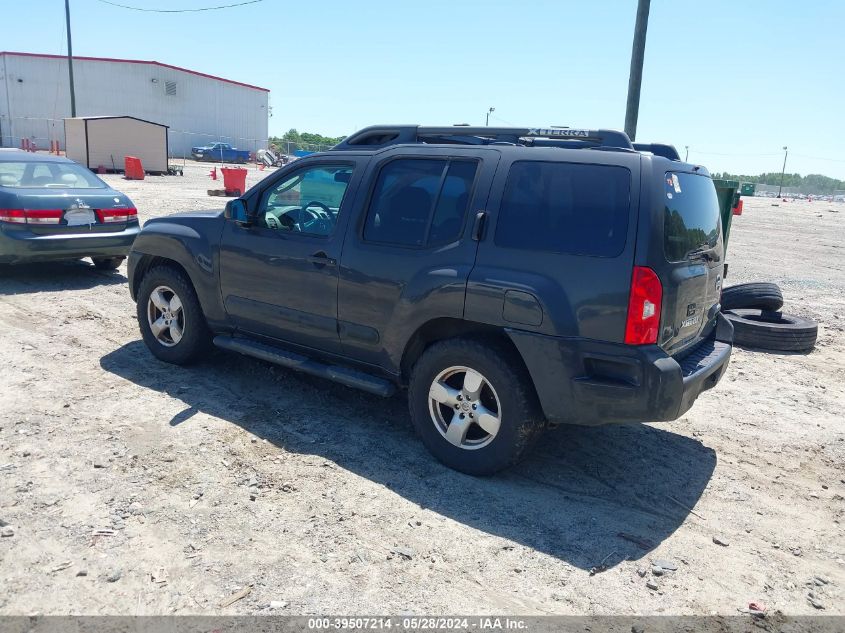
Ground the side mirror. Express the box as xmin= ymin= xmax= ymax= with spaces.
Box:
xmin=226 ymin=199 xmax=249 ymax=224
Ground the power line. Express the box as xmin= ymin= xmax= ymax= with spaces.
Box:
xmin=94 ymin=0 xmax=264 ymax=12
xmin=691 ymin=150 xmax=781 ymax=157
xmin=791 ymin=153 xmax=845 ymax=164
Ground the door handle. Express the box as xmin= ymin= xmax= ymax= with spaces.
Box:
xmin=472 ymin=211 xmax=487 ymax=241
xmin=307 ymin=251 xmax=336 ymax=267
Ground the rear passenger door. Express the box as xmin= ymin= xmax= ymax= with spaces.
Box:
xmin=465 ymin=154 xmax=640 ymax=341
xmin=337 ymin=148 xmax=500 ymax=373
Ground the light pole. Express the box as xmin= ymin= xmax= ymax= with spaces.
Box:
xmin=685 ymin=145 xmax=689 ymax=161
xmin=65 ymin=0 xmax=76 ymax=117
xmin=624 ymin=0 xmax=651 ymax=141
xmin=777 ymin=146 xmax=788 ymax=198
xmin=485 ymin=107 xmax=495 ymax=126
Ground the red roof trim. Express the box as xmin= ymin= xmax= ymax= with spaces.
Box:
xmin=0 ymin=51 xmax=269 ymax=93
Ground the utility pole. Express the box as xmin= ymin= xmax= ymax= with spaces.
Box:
xmin=65 ymin=0 xmax=77 ymax=117
xmin=485 ymin=107 xmax=495 ymax=126
xmin=777 ymin=146 xmax=788 ymax=198
xmin=624 ymin=0 xmax=651 ymax=141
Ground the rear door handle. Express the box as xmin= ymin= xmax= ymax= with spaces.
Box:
xmin=307 ymin=251 xmax=336 ymax=267
xmin=472 ymin=211 xmax=487 ymax=241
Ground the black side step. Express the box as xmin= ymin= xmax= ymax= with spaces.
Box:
xmin=213 ymin=335 xmax=396 ymax=398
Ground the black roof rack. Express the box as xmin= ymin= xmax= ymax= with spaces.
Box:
xmin=331 ymin=125 xmax=683 ymax=160
xmin=333 ymin=125 xmax=636 ymax=152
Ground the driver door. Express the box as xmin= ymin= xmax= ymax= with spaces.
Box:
xmin=218 ymin=158 xmax=365 ymax=354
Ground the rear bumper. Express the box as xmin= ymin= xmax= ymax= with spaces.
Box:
xmin=507 ymin=312 xmax=734 ymax=426
xmin=0 ymin=223 xmax=140 ymax=264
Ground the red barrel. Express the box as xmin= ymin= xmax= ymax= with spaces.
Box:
xmin=221 ymin=167 xmax=247 ymax=196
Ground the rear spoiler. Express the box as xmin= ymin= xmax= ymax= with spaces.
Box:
xmin=632 ymin=143 xmax=681 ymax=161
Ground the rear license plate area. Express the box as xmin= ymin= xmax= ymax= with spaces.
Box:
xmin=64 ymin=209 xmax=96 ymax=226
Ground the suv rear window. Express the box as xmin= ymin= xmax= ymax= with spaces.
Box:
xmin=663 ymin=172 xmax=721 ymax=262
xmin=494 ymin=161 xmax=630 ymax=257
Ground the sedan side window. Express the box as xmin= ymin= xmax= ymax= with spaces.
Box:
xmin=259 ymin=164 xmax=354 ymax=237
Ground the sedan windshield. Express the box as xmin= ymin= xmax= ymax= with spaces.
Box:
xmin=0 ymin=161 xmax=106 ymax=189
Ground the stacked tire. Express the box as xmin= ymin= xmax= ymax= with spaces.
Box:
xmin=721 ymin=282 xmax=817 ymax=353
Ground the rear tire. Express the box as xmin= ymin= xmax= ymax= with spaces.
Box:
xmin=408 ymin=338 xmax=545 ymax=476
xmin=721 ymin=282 xmax=783 ymax=312
xmin=92 ymin=256 xmax=124 ymax=270
xmin=136 ymin=265 xmax=211 ymax=365
xmin=724 ymin=309 xmax=817 ymax=352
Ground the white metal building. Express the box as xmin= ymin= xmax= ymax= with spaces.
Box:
xmin=0 ymin=51 xmax=269 ymax=157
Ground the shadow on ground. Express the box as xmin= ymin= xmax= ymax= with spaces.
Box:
xmin=0 ymin=260 xmax=125 ymax=295
xmin=101 ymin=340 xmax=716 ymax=571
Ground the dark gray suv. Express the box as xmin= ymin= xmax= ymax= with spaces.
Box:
xmin=127 ymin=126 xmax=733 ymax=475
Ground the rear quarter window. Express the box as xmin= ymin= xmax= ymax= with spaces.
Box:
xmin=494 ymin=161 xmax=631 ymax=257
xmin=663 ymin=172 xmax=722 ymax=262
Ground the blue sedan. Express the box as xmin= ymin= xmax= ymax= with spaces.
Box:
xmin=0 ymin=151 xmax=139 ymax=268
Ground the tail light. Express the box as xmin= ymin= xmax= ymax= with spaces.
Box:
xmin=97 ymin=207 xmax=138 ymax=223
xmin=0 ymin=209 xmax=26 ymax=224
xmin=0 ymin=209 xmax=63 ymax=224
xmin=25 ymin=209 xmax=63 ymax=224
xmin=624 ymin=266 xmax=663 ymax=345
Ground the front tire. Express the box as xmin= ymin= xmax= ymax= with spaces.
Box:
xmin=136 ymin=265 xmax=211 ymax=365
xmin=408 ymin=338 xmax=545 ymax=475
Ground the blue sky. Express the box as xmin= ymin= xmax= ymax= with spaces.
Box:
xmin=3 ymin=0 xmax=844 ymax=178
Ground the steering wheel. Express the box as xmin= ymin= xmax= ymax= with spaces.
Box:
xmin=300 ymin=201 xmax=334 ymax=233
xmin=277 ymin=206 xmax=320 ymax=231
xmin=303 ymin=200 xmax=332 ymax=215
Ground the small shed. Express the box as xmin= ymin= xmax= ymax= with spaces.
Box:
xmin=64 ymin=116 xmax=168 ymax=174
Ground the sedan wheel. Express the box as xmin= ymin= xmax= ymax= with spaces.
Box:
xmin=146 ymin=285 xmax=185 ymax=347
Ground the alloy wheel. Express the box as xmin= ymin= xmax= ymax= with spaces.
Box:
xmin=146 ymin=285 xmax=185 ymax=348
xmin=428 ymin=366 xmax=502 ymax=450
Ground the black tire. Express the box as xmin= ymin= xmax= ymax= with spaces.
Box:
xmin=92 ymin=256 xmax=124 ymax=270
xmin=136 ymin=265 xmax=211 ymax=365
xmin=721 ymin=282 xmax=783 ymax=312
xmin=724 ymin=309 xmax=817 ymax=353
xmin=408 ymin=337 xmax=545 ymax=476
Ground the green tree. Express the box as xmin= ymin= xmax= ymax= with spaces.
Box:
xmin=712 ymin=171 xmax=845 ymax=195
xmin=270 ymin=129 xmax=346 ymax=154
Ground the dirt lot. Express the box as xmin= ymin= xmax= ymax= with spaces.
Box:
xmin=1 ymin=162 xmax=843 ymax=616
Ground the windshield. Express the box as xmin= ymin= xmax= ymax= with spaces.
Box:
xmin=0 ymin=161 xmax=107 ymax=189
xmin=663 ymin=172 xmax=722 ymax=262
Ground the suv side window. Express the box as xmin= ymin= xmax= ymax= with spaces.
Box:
xmin=494 ymin=161 xmax=631 ymax=257
xmin=363 ymin=158 xmax=477 ymax=247
xmin=259 ymin=163 xmax=354 ymax=237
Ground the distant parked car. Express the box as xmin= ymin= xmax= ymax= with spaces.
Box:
xmin=0 ymin=151 xmax=139 ymax=268
xmin=191 ymin=143 xmax=250 ymax=164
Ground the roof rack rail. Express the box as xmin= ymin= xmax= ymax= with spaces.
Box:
xmin=332 ymin=125 xmax=636 ymax=152
xmin=332 ymin=126 xmax=682 ymax=161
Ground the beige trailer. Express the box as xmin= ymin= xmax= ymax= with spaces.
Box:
xmin=64 ymin=116 xmax=169 ymax=174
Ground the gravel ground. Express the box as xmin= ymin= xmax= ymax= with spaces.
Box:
xmin=0 ymin=161 xmax=843 ymax=616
